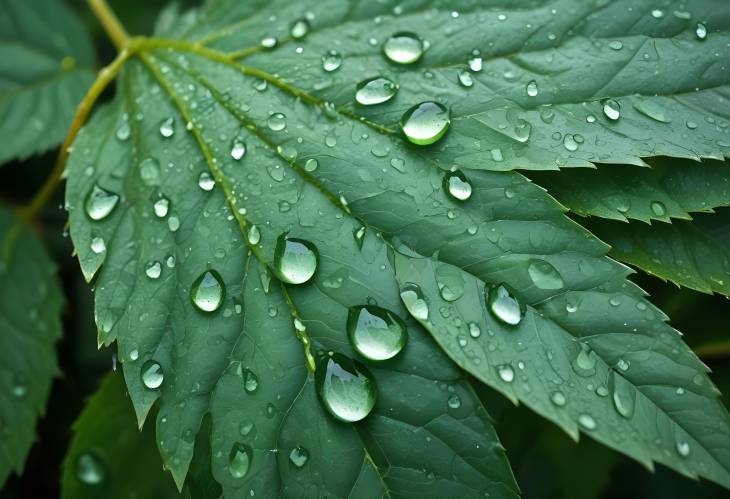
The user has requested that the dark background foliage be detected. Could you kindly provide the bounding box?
[0,1,728,498]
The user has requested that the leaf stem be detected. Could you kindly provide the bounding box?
[87,0,129,50]
[19,49,132,222]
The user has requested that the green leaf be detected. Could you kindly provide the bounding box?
[64,0,730,494]
[0,0,95,165]
[61,373,183,499]
[0,208,62,486]
[530,158,730,223]
[586,212,730,295]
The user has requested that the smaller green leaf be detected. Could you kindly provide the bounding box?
[530,158,730,223]
[587,211,730,296]
[0,0,95,165]
[0,208,62,486]
[61,373,183,499]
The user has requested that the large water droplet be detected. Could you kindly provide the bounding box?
[399,282,429,320]
[289,446,309,468]
[400,101,450,145]
[141,360,164,389]
[198,172,215,191]
[274,235,318,284]
[486,284,524,326]
[321,50,342,71]
[457,70,473,87]
[191,270,225,312]
[145,261,162,280]
[382,32,424,64]
[230,139,246,160]
[578,414,597,430]
[267,113,287,131]
[75,452,106,486]
[347,305,407,361]
[609,370,635,419]
[85,185,119,221]
[602,99,621,121]
[228,443,252,478]
[315,353,377,422]
[153,196,170,218]
[443,170,472,201]
[650,200,666,217]
[290,19,310,39]
[497,364,515,383]
[527,259,564,290]
[571,342,597,377]
[355,77,399,105]
[695,23,707,40]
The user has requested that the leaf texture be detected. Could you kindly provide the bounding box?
[0,209,62,486]
[0,0,96,165]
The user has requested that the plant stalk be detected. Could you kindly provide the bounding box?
[87,0,129,50]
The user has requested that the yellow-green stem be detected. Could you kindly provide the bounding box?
[87,0,129,50]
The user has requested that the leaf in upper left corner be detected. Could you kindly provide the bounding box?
[0,0,95,165]
[0,208,63,486]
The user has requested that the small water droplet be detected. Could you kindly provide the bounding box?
[321,50,342,71]
[85,185,119,221]
[247,225,261,245]
[486,284,524,326]
[602,99,621,121]
[191,270,225,312]
[159,117,174,137]
[400,282,429,320]
[75,452,106,486]
[355,77,399,105]
[274,235,318,284]
[289,446,309,467]
[129,349,139,361]
[116,122,130,141]
[141,360,164,389]
[90,237,106,254]
[153,196,170,218]
[550,391,567,407]
[267,112,287,131]
[304,158,319,172]
[400,101,450,145]
[228,443,252,478]
[468,322,481,338]
[578,414,597,430]
[695,23,707,40]
[526,80,538,97]
[198,172,215,191]
[447,394,462,409]
[609,371,635,419]
[231,139,246,160]
[650,200,666,217]
[651,9,664,18]
[497,364,515,383]
[572,343,596,377]
[243,369,259,393]
[315,353,377,422]
[260,36,278,48]
[382,32,424,64]
[145,261,162,279]
[527,259,564,290]
[443,170,472,201]
[457,70,473,87]
[563,134,579,151]
[347,305,407,361]
[290,19,310,39]
[676,439,691,457]
[608,40,623,50]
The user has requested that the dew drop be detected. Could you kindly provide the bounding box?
[608,40,623,50]
[443,170,472,201]
[75,452,106,486]
[650,200,666,217]
[526,80,538,97]
[243,369,259,393]
[399,282,429,320]
[228,443,252,478]
[191,270,225,312]
[497,364,515,383]
[447,394,462,409]
[527,259,564,290]
[602,99,621,121]
[315,353,377,422]
[198,172,215,191]
[159,117,174,138]
[90,237,106,254]
[141,360,164,389]
[304,158,319,172]
[578,414,597,430]
[486,284,524,326]
[382,32,424,64]
[695,23,707,40]
[289,446,309,467]
[267,112,287,131]
[274,235,318,284]
[247,225,261,245]
[400,101,450,145]
[145,261,162,279]
[550,391,567,407]
[153,196,170,218]
[139,158,160,186]
[457,70,473,87]
[355,77,399,105]
[609,370,635,419]
[230,139,246,160]
[468,322,481,338]
[290,19,310,39]
[321,50,342,71]
[85,185,119,221]
[347,305,407,361]
[675,439,691,457]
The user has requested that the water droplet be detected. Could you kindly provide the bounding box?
[550,391,567,407]
[141,360,164,389]
[634,100,671,123]
[228,443,252,478]
[447,394,462,409]
[347,305,407,361]
[116,122,130,141]
[230,139,246,160]
[399,282,429,320]
[315,353,377,422]
[290,19,310,39]
[321,50,342,71]
[289,446,309,467]
[153,196,170,218]
[145,261,162,279]
[443,170,472,201]
[159,117,174,137]
[608,40,623,50]
[75,452,106,486]
[563,134,579,151]
[198,172,215,191]
[139,158,160,186]
[129,349,139,361]
[247,225,261,245]
[274,235,318,284]
[609,371,635,419]
[267,112,287,131]
[167,216,180,232]
[526,80,538,97]
[260,36,278,48]
[467,50,482,71]
[85,185,119,221]
[571,343,597,377]
[457,70,473,87]
[578,414,597,430]
[676,439,691,457]
[651,9,664,18]
[650,200,666,217]
[486,284,524,326]
[191,270,225,312]
[695,23,707,40]
[243,369,259,393]
[468,322,481,338]
[304,158,319,172]
[90,237,106,254]
[382,32,424,64]
[528,259,564,290]
[497,364,515,383]
[616,358,630,372]
[400,101,450,145]
[435,264,465,302]
[355,77,399,105]
[602,99,621,121]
